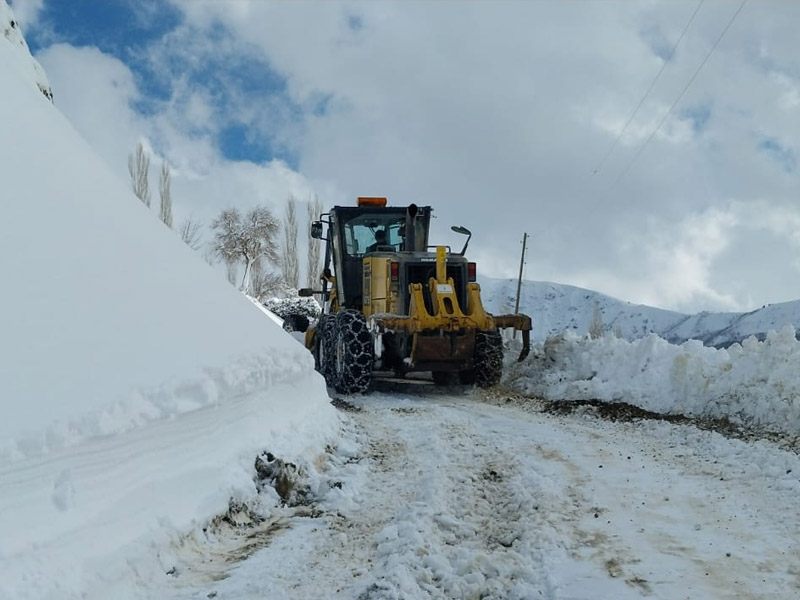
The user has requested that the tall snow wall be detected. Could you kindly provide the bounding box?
[0,3,338,598]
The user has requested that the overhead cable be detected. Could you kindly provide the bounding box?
[613,0,748,187]
[593,0,705,176]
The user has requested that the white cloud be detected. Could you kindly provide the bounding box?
[641,207,740,311]
[35,41,317,259]
[569,200,800,312]
[36,44,145,169]
[7,0,44,31]
[31,0,800,311]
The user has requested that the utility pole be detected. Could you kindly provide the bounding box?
[514,232,528,314]
[513,232,528,338]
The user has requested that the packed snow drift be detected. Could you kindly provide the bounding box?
[509,326,800,435]
[0,4,339,599]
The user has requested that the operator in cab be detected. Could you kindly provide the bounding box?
[367,229,388,252]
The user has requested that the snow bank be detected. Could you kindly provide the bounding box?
[0,3,339,598]
[0,0,334,457]
[510,326,800,434]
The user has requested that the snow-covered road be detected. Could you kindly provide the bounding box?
[166,387,800,600]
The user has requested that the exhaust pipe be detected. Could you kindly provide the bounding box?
[404,203,418,252]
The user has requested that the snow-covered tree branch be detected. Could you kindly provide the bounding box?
[211,206,280,293]
[127,142,151,207]
[307,195,323,287]
[158,160,172,228]
[179,217,203,250]
[282,196,299,289]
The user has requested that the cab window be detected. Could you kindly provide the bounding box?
[342,215,405,256]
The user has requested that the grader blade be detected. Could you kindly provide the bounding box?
[492,313,533,362]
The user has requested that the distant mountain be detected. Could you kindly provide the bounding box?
[479,277,800,347]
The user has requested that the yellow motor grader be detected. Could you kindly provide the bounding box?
[300,197,531,394]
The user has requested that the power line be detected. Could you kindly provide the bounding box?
[613,0,748,187]
[593,0,705,176]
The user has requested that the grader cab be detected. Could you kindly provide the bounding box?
[301,197,531,394]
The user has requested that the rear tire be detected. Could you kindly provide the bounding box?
[283,313,310,333]
[333,310,373,394]
[466,330,503,388]
[432,371,457,386]
[458,369,476,385]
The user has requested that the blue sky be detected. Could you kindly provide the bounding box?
[27,0,180,53]
[21,0,299,167]
[10,0,800,313]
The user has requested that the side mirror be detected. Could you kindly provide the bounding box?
[298,288,315,297]
[310,221,323,239]
[451,225,472,255]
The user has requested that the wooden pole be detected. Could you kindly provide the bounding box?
[514,232,527,314]
[513,232,528,338]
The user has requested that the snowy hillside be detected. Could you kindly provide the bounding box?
[481,276,800,347]
[480,277,685,341]
[1,1,51,101]
[0,5,339,599]
[661,299,800,347]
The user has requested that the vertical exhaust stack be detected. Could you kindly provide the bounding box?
[405,204,418,252]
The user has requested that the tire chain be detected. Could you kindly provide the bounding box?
[333,309,373,394]
[474,330,503,387]
[318,315,338,387]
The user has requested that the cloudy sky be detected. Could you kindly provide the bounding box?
[10,0,800,313]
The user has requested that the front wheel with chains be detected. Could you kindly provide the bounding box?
[333,310,373,394]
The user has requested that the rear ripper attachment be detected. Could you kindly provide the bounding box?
[301,197,531,394]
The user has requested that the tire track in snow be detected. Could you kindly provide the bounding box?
[162,389,800,600]
[355,400,561,599]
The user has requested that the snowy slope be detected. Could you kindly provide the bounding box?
[480,277,685,341]
[662,299,800,347]
[481,276,800,347]
[0,5,339,599]
[1,1,52,101]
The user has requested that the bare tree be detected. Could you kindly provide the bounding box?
[127,142,151,206]
[158,160,173,228]
[282,196,299,289]
[213,208,243,284]
[250,255,267,300]
[306,195,323,287]
[211,206,280,294]
[249,256,289,301]
[179,217,203,250]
